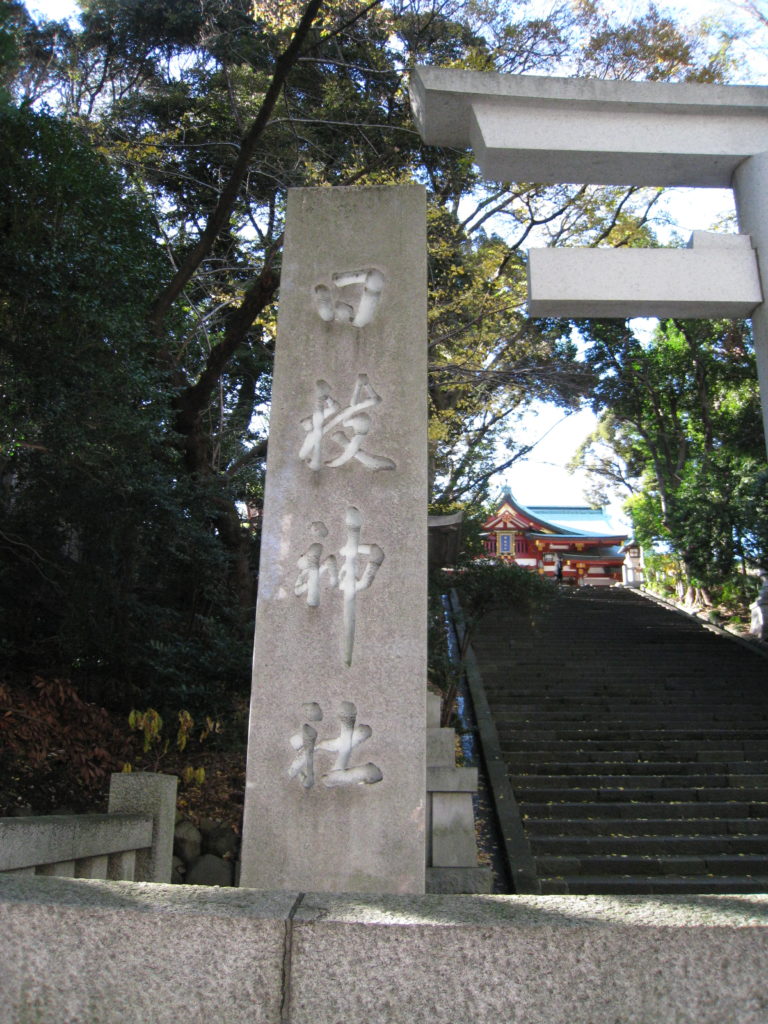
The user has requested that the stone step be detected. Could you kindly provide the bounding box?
[473,587,768,896]
[523,817,768,837]
[506,760,768,776]
[484,671,764,681]
[538,875,768,895]
[507,737,768,750]
[485,678,766,690]
[492,694,766,704]
[503,747,768,762]
[494,700,765,712]
[494,714,768,725]
[530,835,768,856]
[516,785,768,802]
[500,729,768,742]
[494,683,762,692]
[535,853,768,877]
[504,698,766,709]
[495,718,767,729]
[486,666,761,678]
[520,801,768,819]
[511,773,768,790]
[500,643,752,653]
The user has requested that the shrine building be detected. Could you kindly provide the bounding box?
[481,487,629,586]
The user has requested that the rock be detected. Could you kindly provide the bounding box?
[185,853,234,887]
[173,819,202,864]
[171,856,186,885]
[201,824,239,859]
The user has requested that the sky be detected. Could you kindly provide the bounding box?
[27,0,77,20]
[24,0,768,528]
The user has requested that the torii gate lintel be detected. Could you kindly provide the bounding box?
[409,66,768,454]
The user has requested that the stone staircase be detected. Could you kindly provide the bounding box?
[471,586,768,894]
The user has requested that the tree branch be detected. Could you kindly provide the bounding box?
[148,0,324,333]
[172,262,279,469]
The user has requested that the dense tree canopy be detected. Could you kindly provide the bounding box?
[0,101,254,706]
[572,317,768,607]
[1,0,758,705]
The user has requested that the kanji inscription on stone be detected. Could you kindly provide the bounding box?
[288,701,383,790]
[298,374,396,472]
[294,507,384,666]
[313,268,385,328]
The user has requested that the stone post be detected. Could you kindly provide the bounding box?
[239,185,428,894]
[732,152,768,457]
[107,772,177,883]
[750,574,768,641]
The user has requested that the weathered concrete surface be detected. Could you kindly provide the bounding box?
[4,876,768,1024]
[0,773,177,884]
[427,765,478,792]
[409,65,768,186]
[240,185,428,894]
[431,792,478,867]
[426,726,456,767]
[425,865,493,893]
[410,65,768,454]
[0,876,296,1024]
[290,891,768,1024]
[424,692,489,893]
[527,232,762,318]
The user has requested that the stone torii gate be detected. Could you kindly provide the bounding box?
[409,66,768,455]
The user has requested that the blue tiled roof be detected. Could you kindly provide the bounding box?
[496,487,626,539]
[528,506,622,537]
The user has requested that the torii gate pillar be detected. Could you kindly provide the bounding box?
[734,152,768,448]
[410,66,768,454]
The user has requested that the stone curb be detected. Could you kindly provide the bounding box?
[448,590,540,894]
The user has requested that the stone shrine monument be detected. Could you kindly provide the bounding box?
[239,185,427,893]
[409,67,768,455]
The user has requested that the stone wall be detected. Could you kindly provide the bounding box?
[2,876,768,1023]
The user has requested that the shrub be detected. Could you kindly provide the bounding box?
[0,675,134,813]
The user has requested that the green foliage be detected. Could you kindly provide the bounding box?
[439,559,553,627]
[0,104,254,708]
[124,705,220,781]
[10,0,730,513]
[575,316,768,607]
[1,0,746,721]
[0,2,25,103]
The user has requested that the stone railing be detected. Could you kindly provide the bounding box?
[2,716,489,893]
[0,772,177,884]
[2,878,767,1023]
